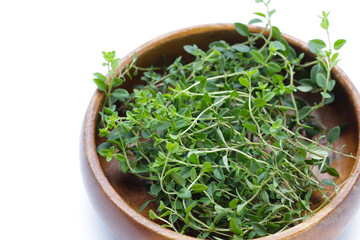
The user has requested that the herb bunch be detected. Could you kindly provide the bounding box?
[93,1,353,239]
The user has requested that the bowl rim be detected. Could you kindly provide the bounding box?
[83,23,360,239]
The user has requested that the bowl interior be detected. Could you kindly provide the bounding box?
[94,24,359,238]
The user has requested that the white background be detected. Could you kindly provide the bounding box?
[1,0,359,239]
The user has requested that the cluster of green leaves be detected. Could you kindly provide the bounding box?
[94,1,353,239]
[305,11,346,109]
[93,51,137,126]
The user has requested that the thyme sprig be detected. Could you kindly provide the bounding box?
[92,1,353,239]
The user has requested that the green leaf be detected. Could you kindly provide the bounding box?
[308,39,326,54]
[93,72,106,81]
[98,148,109,157]
[254,99,267,108]
[132,52,138,64]
[284,212,292,222]
[276,151,286,164]
[326,166,340,178]
[320,12,330,30]
[264,92,275,102]
[96,142,112,151]
[178,188,192,199]
[250,50,264,64]
[175,119,189,130]
[125,136,140,146]
[274,131,288,140]
[273,119,282,129]
[271,26,281,40]
[214,204,224,213]
[212,47,222,56]
[207,181,216,197]
[93,78,107,91]
[214,167,224,180]
[166,142,179,153]
[149,209,157,220]
[246,178,255,190]
[305,189,312,202]
[217,128,227,146]
[150,184,161,195]
[138,199,153,214]
[316,73,327,89]
[298,197,310,211]
[112,77,124,87]
[218,108,229,118]
[273,74,284,83]
[265,62,282,73]
[113,89,130,99]
[243,122,257,133]
[159,211,171,219]
[115,153,127,162]
[261,125,270,135]
[334,39,346,50]
[320,157,331,173]
[297,85,313,92]
[267,222,280,230]
[119,161,128,173]
[252,222,267,237]
[235,22,249,37]
[190,168,197,181]
[300,79,316,91]
[321,92,331,99]
[327,126,340,144]
[191,183,208,193]
[134,164,150,173]
[185,201,197,214]
[249,18,263,24]
[171,172,186,187]
[239,77,250,88]
[322,179,336,186]
[309,145,329,160]
[166,142,174,153]
[260,190,270,203]
[232,44,250,52]
[294,154,305,163]
[311,64,325,81]
[156,92,165,104]
[331,52,339,63]
[201,162,213,173]
[111,58,120,70]
[253,11,265,17]
[236,203,247,215]
[298,106,312,120]
[239,109,250,117]
[196,76,207,87]
[141,129,151,139]
[230,218,243,235]
[268,9,276,17]
[229,199,239,209]
[272,41,286,51]
[327,79,336,91]
[189,153,200,164]
[184,44,199,55]
[102,51,116,62]
[202,92,212,106]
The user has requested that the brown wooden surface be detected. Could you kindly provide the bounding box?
[80,24,360,240]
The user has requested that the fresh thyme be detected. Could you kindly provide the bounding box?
[93,1,353,239]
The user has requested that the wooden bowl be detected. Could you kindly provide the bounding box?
[80,24,360,240]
